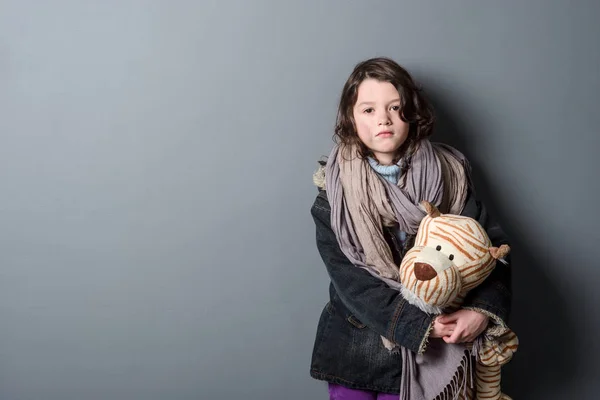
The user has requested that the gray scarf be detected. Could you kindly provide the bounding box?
[322,139,474,399]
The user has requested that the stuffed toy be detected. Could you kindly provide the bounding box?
[399,201,518,400]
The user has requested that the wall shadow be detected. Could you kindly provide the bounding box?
[423,87,581,398]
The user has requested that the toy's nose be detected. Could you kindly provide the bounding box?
[414,262,437,281]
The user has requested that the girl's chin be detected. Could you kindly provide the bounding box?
[373,145,402,153]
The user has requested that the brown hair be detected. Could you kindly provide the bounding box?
[334,57,435,164]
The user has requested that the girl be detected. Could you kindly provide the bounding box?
[310,58,512,399]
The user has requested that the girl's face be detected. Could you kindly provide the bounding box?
[352,79,409,165]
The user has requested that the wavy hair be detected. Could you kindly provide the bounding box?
[334,57,435,165]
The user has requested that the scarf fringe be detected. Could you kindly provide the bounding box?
[434,349,474,400]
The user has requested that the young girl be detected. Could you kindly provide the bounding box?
[310,58,512,399]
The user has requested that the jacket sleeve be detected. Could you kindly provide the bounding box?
[459,189,513,331]
[311,193,434,354]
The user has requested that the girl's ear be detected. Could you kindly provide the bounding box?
[420,201,441,218]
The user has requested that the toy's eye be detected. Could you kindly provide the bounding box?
[436,245,441,251]
[449,254,454,261]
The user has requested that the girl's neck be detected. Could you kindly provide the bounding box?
[371,149,404,166]
[372,154,395,165]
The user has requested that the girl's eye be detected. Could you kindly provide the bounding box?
[364,108,374,114]
[390,105,400,111]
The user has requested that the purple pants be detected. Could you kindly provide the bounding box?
[328,383,399,400]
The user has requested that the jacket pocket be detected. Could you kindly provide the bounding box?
[347,315,366,329]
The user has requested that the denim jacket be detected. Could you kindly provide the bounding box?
[309,188,512,393]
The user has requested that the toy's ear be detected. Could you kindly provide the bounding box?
[489,244,511,260]
[420,201,441,218]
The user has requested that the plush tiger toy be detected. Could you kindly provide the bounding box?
[399,201,518,400]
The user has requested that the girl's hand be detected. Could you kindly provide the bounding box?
[429,315,456,338]
[438,309,489,344]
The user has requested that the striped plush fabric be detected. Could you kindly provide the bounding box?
[399,201,518,400]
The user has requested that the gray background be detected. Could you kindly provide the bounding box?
[1,1,598,399]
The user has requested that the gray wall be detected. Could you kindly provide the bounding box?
[1,1,598,399]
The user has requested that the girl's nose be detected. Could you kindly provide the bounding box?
[377,109,391,125]
[378,115,391,125]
